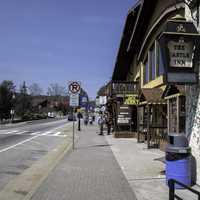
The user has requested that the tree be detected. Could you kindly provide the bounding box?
[15,81,32,118]
[47,83,67,97]
[29,83,43,96]
[0,80,15,122]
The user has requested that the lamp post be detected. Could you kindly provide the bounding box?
[10,93,16,123]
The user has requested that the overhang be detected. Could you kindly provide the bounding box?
[112,2,141,81]
[139,88,165,105]
[162,85,186,99]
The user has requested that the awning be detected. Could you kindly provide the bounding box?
[139,88,166,105]
[162,85,186,99]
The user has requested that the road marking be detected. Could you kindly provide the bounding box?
[15,131,28,135]
[54,132,61,136]
[0,130,67,137]
[30,132,41,135]
[41,131,52,136]
[3,130,19,134]
[0,135,40,153]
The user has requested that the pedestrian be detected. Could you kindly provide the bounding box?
[98,112,104,135]
[105,112,112,135]
[92,115,95,122]
[77,112,83,131]
[84,114,89,125]
[89,115,93,125]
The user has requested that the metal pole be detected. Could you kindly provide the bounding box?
[78,117,81,131]
[73,107,75,150]
[168,179,175,200]
[147,105,150,148]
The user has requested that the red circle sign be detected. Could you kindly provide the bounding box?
[69,82,81,94]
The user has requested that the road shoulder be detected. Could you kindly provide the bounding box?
[0,134,72,200]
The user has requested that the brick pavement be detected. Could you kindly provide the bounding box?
[30,125,137,200]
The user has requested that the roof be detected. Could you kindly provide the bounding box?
[162,85,186,98]
[139,88,165,104]
[112,2,141,81]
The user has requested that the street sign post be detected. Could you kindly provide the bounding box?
[69,94,79,107]
[68,81,81,150]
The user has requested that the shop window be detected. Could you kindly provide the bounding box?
[158,43,165,76]
[168,96,186,134]
[179,96,185,133]
[149,44,156,80]
[143,41,164,85]
[169,98,177,133]
[144,59,148,84]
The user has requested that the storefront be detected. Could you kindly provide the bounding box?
[138,88,167,149]
[162,85,186,134]
[110,0,200,184]
[109,81,139,137]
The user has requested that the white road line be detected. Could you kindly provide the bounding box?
[41,131,52,136]
[15,131,28,135]
[3,130,19,134]
[0,135,40,153]
[30,132,41,135]
[54,132,61,136]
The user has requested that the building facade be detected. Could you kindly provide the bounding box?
[111,0,200,184]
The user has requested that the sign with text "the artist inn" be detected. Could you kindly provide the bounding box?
[158,18,200,84]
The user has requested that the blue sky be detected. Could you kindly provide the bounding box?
[0,0,135,99]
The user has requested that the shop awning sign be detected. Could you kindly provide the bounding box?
[111,81,138,95]
[124,95,139,105]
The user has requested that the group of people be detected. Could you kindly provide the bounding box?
[83,113,95,125]
[98,111,112,136]
[78,110,113,135]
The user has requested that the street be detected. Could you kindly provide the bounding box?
[0,118,72,192]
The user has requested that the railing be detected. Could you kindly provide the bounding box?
[168,179,200,200]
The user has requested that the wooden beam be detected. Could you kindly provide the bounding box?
[177,96,180,134]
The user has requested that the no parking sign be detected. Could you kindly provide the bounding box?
[68,81,81,94]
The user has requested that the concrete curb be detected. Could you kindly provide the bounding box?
[0,137,73,200]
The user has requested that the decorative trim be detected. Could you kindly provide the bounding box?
[137,2,185,61]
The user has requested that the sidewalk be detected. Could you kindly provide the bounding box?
[29,124,200,200]
[29,125,137,200]
[105,131,200,200]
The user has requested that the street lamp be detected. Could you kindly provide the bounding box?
[10,93,16,123]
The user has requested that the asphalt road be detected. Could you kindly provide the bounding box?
[0,118,73,191]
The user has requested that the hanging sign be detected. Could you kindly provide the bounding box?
[158,19,200,84]
[168,38,193,68]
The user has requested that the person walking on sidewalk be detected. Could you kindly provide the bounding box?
[105,111,112,135]
[89,114,93,125]
[98,112,104,135]
[84,113,89,125]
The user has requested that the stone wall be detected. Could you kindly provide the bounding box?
[186,84,200,185]
[184,3,200,185]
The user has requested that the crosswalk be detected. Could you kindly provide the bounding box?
[0,130,67,137]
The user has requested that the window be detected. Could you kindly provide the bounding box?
[158,42,165,76]
[143,41,165,85]
[144,59,148,84]
[149,44,156,80]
